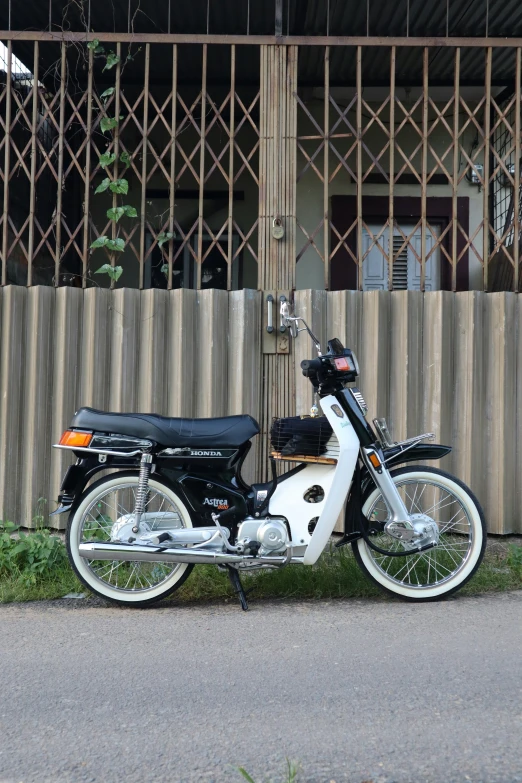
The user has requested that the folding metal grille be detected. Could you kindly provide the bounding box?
[296,45,522,292]
[1,34,522,291]
[0,39,260,290]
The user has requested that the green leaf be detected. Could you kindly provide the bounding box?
[100,87,115,101]
[107,207,125,222]
[99,151,116,169]
[94,178,111,194]
[119,150,131,167]
[95,264,124,281]
[122,205,137,218]
[105,237,125,253]
[157,231,175,248]
[87,39,100,51]
[161,264,169,277]
[12,542,29,555]
[237,769,257,783]
[109,178,129,195]
[103,52,120,72]
[90,235,109,249]
[100,116,119,134]
[94,45,105,55]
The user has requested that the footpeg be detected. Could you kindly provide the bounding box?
[227,566,250,611]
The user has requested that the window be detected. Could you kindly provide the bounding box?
[362,224,441,291]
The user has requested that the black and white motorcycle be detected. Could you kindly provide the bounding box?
[53,301,486,608]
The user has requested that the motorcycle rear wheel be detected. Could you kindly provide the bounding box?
[352,465,486,601]
[66,471,194,607]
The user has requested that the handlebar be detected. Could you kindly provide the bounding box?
[301,358,323,377]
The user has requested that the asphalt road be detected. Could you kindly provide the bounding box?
[1,592,522,783]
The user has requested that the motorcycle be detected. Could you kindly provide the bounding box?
[52,301,486,609]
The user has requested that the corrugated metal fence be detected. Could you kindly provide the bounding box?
[0,285,520,534]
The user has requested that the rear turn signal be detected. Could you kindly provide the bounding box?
[59,430,93,448]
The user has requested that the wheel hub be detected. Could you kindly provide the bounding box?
[111,514,151,542]
[385,513,439,550]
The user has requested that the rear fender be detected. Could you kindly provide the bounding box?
[50,455,140,516]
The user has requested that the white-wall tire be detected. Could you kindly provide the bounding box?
[66,472,194,607]
[353,466,486,601]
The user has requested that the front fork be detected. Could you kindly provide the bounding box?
[360,445,438,547]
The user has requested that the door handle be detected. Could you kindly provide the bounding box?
[266,294,274,334]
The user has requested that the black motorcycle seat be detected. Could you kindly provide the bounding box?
[71,407,260,449]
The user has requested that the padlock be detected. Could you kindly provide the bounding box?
[272,217,284,240]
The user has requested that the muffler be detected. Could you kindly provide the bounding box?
[78,541,288,566]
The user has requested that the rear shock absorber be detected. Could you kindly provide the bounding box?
[132,453,153,534]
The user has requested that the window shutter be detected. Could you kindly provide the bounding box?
[362,228,388,290]
[392,235,408,290]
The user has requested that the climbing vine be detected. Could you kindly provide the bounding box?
[87,39,134,283]
[84,38,176,285]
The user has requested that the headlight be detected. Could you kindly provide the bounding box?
[351,351,360,377]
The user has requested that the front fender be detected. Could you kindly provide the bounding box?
[359,442,452,492]
[383,442,451,468]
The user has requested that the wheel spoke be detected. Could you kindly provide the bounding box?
[78,481,187,594]
[363,473,476,591]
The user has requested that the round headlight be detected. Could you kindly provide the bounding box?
[351,351,360,377]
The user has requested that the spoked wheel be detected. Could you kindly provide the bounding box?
[66,471,194,607]
[353,466,486,601]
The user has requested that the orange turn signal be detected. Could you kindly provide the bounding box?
[369,452,381,469]
[59,430,93,448]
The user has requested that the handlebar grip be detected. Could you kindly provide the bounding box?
[301,358,323,377]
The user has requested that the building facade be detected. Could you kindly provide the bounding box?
[1,0,522,293]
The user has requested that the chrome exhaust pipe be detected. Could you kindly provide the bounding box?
[78,541,288,566]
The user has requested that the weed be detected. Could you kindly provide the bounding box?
[0,520,69,587]
[506,543,522,572]
[238,759,300,783]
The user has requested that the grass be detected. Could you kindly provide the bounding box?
[237,759,299,783]
[0,533,521,605]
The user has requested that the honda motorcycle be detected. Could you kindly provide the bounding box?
[52,301,486,609]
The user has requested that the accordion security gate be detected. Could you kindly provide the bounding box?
[1,35,522,291]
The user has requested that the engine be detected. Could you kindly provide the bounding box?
[236,516,289,556]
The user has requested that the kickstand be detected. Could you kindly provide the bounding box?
[227,566,249,611]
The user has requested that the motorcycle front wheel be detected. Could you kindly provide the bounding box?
[66,471,194,607]
[352,465,486,601]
